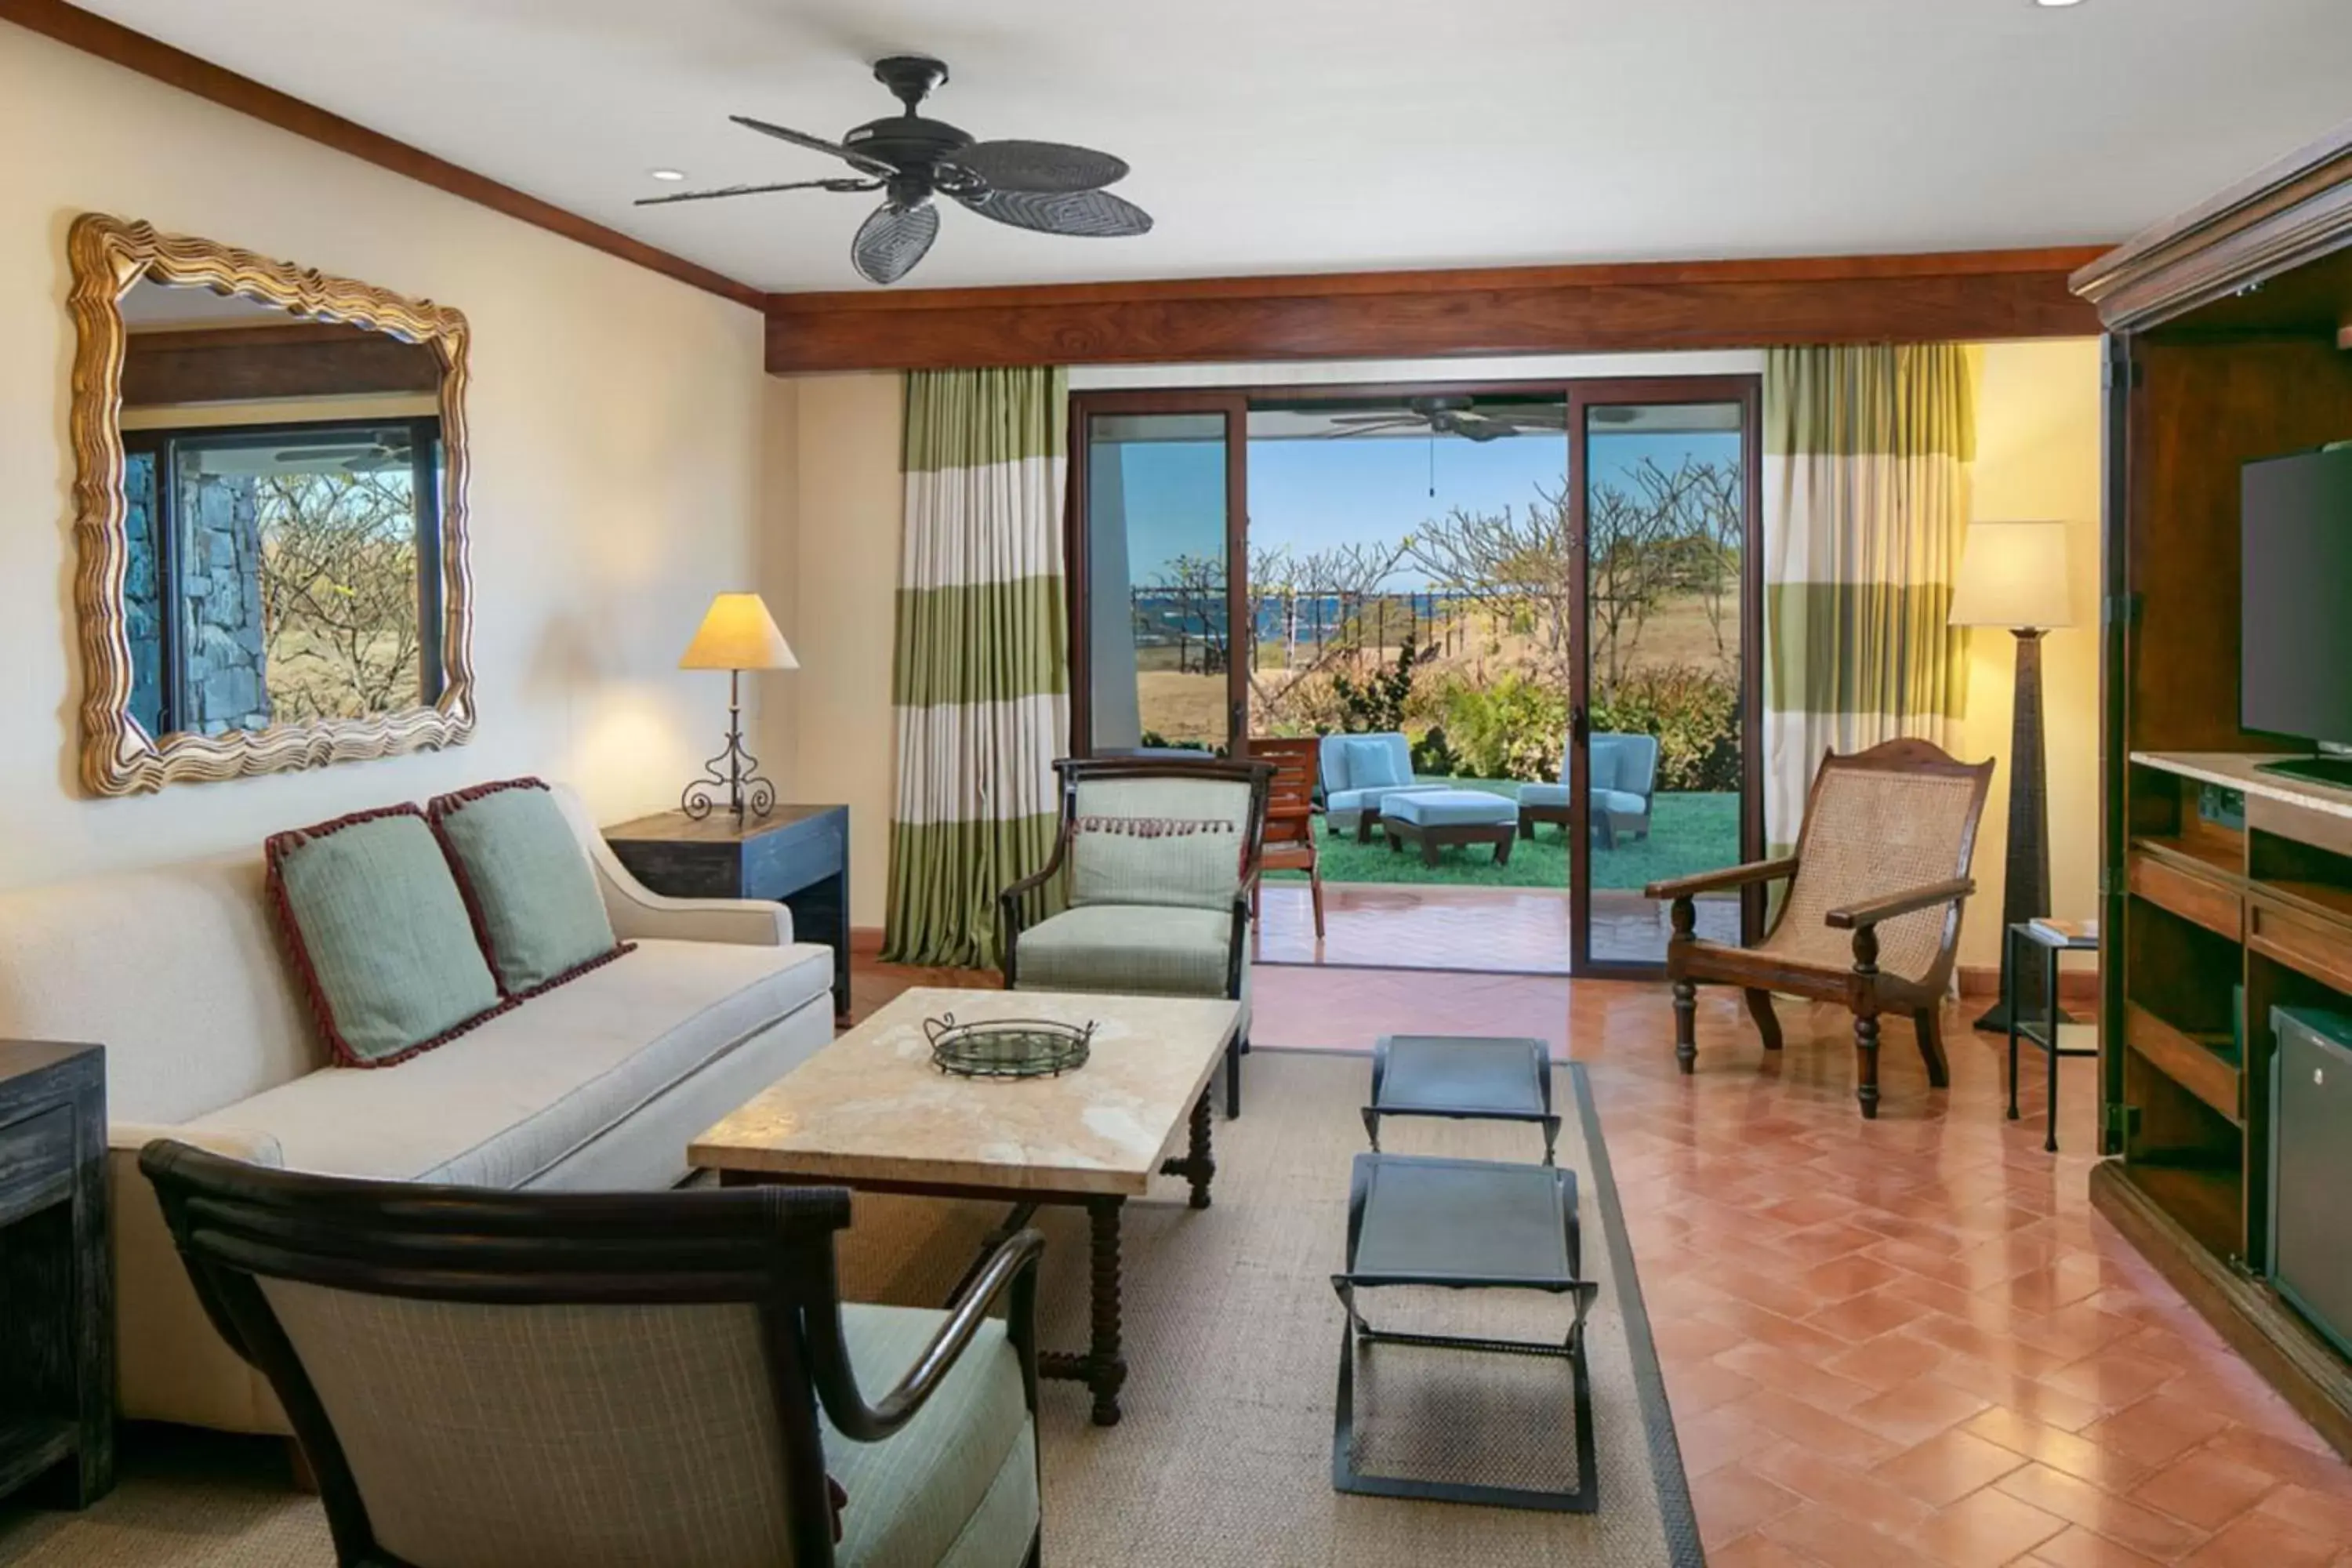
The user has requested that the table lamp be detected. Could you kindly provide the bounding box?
[678,592,797,821]
[1949,520,2075,1032]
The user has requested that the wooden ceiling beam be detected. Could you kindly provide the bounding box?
[763,246,2111,373]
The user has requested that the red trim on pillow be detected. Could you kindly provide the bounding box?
[264,804,514,1070]
[426,777,633,1003]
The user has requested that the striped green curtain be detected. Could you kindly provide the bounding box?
[882,368,1071,968]
[1762,345,1974,855]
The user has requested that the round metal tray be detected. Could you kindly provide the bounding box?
[925,1013,1095,1080]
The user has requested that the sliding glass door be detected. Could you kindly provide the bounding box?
[1068,376,1762,978]
[1070,394,1248,755]
[1569,379,1764,974]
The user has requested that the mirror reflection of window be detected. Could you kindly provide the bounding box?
[117,278,444,737]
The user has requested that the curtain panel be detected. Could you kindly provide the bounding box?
[1761,344,1975,854]
[883,368,1072,968]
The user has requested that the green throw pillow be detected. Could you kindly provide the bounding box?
[267,806,506,1067]
[429,779,628,997]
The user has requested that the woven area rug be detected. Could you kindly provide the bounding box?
[0,1048,1697,1567]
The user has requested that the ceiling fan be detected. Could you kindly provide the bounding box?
[637,56,1152,285]
[1323,396,1570,443]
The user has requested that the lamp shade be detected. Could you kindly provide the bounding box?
[1949,520,2075,630]
[679,593,798,671]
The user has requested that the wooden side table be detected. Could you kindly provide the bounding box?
[604,805,851,1020]
[0,1041,112,1509]
[2005,922,2100,1153]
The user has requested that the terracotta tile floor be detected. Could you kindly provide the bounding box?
[851,956,2352,1564]
[1250,880,1740,971]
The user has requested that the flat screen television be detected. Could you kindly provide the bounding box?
[2245,443,2352,788]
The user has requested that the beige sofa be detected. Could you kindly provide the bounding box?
[0,785,836,1435]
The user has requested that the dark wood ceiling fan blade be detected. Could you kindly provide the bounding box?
[730,114,898,178]
[954,187,1152,238]
[852,200,940,285]
[634,177,880,207]
[1322,419,1425,438]
[946,140,1129,194]
[1450,417,1518,441]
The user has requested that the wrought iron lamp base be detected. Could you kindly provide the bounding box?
[681,670,775,822]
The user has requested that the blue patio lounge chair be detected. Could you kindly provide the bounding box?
[1317,731,1444,843]
[1516,732,1661,848]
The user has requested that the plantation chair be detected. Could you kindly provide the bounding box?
[138,1141,1046,1568]
[1643,739,1994,1119]
[1250,738,1325,938]
[1000,756,1274,1117]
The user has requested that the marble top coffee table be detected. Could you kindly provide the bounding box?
[692,985,1242,1425]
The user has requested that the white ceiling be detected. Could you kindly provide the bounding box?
[74,0,2352,295]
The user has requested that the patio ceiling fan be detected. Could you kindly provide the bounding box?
[1323,395,1570,443]
[636,55,1152,285]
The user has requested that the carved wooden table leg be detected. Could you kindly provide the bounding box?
[1041,1196,1127,1425]
[1159,1089,1216,1210]
[1669,895,1698,1074]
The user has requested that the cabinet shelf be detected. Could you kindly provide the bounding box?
[2124,1001,2241,1125]
[2132,831,2245,882]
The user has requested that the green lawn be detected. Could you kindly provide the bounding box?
[1264,782,1740,891]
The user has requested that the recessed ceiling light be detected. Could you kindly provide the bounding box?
[649,169,688,182]
[2034,0,2084,7]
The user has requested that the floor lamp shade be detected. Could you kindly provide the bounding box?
[1951,521,2074,1031]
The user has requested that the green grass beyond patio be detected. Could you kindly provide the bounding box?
[1263,782,1739,891]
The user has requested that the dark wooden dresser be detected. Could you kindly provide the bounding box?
[604,805,851,1020]
[0,1041,111,1508]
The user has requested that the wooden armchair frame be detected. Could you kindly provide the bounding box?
[140,1141,1044,1568]
[1644,739,1993,1119]
[1000,756,1275,1116]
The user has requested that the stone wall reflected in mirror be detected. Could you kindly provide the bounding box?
[118,278,445,739]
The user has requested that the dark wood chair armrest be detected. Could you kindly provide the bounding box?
[1644,857,1800,901]
[1824,877,1976,931]
[808,1227,1046,1443]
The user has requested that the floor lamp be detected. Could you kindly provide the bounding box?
[1950,519,2075,1033]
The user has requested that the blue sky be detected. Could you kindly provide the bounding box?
[1108,427,1740,590]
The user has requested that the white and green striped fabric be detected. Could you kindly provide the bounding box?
[882,368,1071,968]
[1762,345,1974,855]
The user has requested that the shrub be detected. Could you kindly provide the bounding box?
[1444,674,1567,782]
[1589,664,1740,792]
[1329,636,1425,734]
[1410,725,1461,776]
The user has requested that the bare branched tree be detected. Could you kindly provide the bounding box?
[1406,484,1579,690]
[254,468,423,720]
[1244,536,1411,727]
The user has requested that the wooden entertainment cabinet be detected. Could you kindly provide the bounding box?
[2073,123,2352,1455]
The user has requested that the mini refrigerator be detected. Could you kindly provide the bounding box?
[2270,1007,2352,1359]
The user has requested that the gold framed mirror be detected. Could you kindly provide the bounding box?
[67,213,475,796]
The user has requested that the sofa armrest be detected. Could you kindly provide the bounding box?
[110,1120,284,1167]
[549,782,794,946]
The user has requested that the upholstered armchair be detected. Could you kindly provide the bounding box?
[1644,739,1993,1120]
[140,1141,1045,1568]
[1316,731,1436,842]
[1518,732,1661,848]
[1000,757,1272,1116]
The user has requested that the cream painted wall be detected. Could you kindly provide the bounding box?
[768,372,904,925]
[0,22,766,889]
[1958,339,2106,970]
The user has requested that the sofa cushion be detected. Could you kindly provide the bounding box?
[1014,905,1232,996]
[266,806,506,1068]
[1596,788,1649,820]
[429,779,629,997]
[1339,735,1407,789]
[182,938,833,1187]
[1326,784,1445,815]
[1516,782,1570,809]
[829,1305,1033,1568]
[1381,789,1518,828]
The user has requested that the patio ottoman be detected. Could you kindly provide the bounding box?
[1381,790,1518,867]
